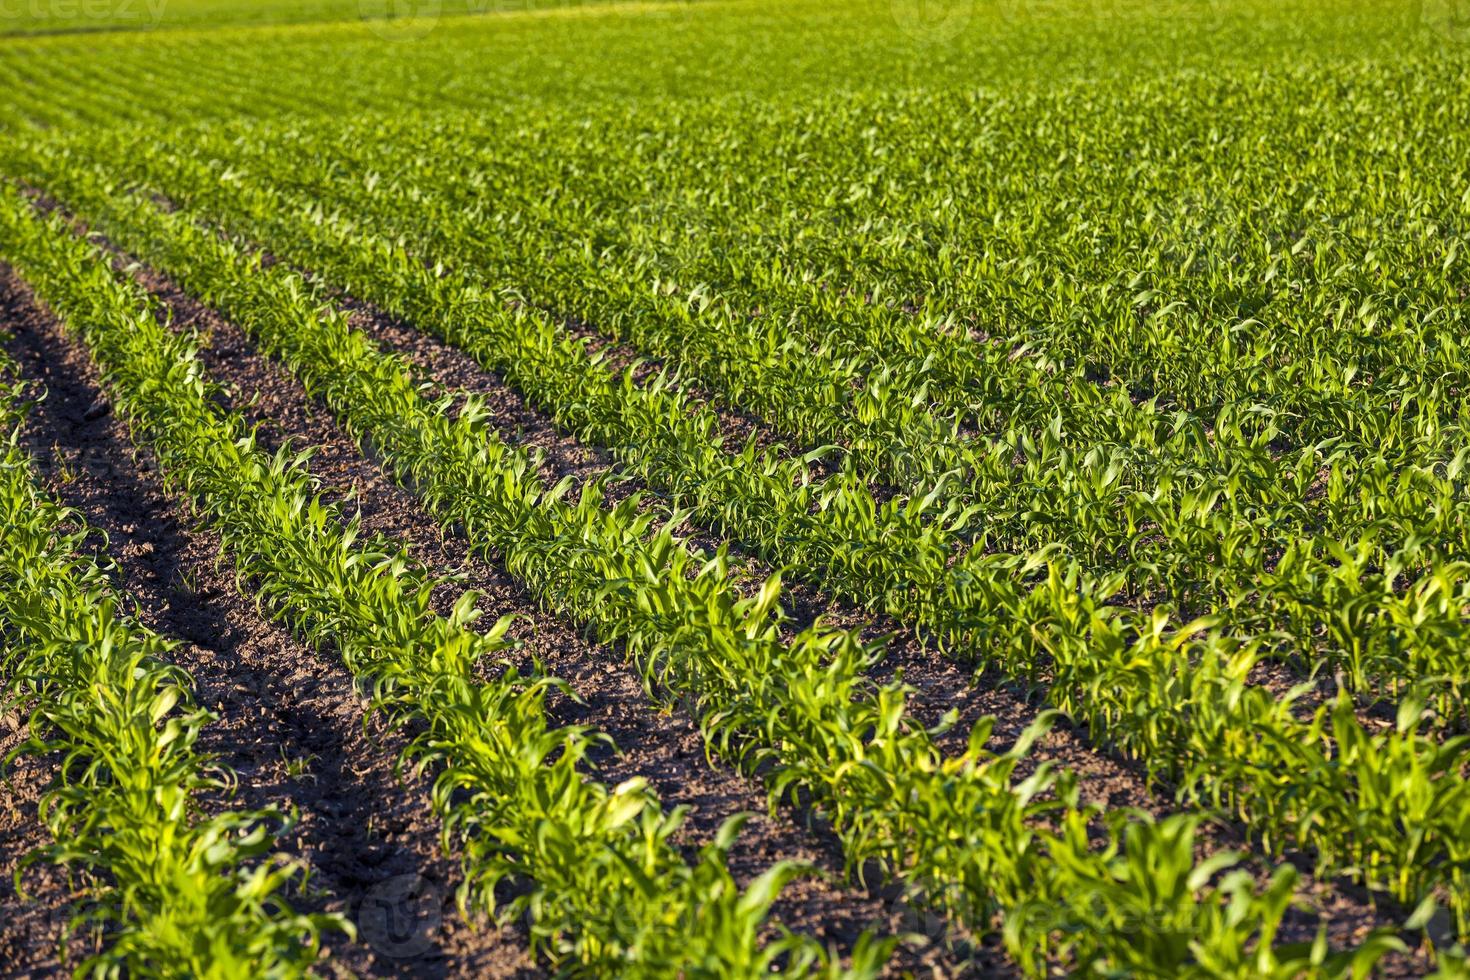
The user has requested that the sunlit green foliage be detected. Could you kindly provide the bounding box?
[6,153,1426,976]
[2,0,1468,971]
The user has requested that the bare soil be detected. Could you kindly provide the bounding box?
[0,720,82,979]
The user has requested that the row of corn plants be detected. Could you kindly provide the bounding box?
[94,103,1469,693]
[22,132,1470,942]
[1,0,1417,130]
[0,357,344,976]
[20,58,1465,469]
[0,183,870,979]
[6,150,1433,977]
[210,87,1470,608]
[272,108,1469,552]
[391,72,1470,445]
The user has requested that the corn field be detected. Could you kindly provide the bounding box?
[1,0,1468,976]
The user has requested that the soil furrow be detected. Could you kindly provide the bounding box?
[0,721,78,979]
[326,291,1211,807]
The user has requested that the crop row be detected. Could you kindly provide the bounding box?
[309,100,1466,536]
[0,183,863,978]
[4,146,1434,975]
[0,353,343,975]
[14,128,1470,941]
[502,73,1467,441]
[9,9,1463,491]
[82,112,1470,724]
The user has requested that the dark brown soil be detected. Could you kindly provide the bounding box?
[0,267,540,979]
[320,290,1203,815]
[325,288,1226,822]
[335,295,615,495]
[322,285,1151,791]
[0,718,83,979]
